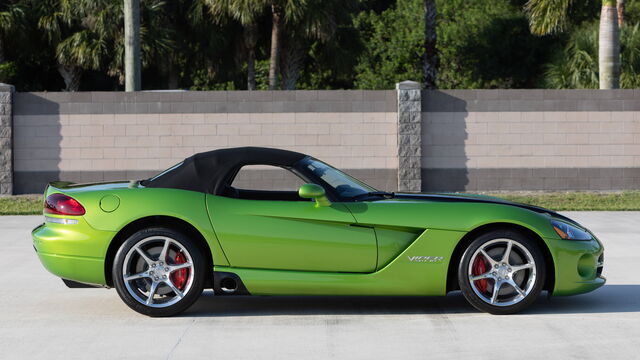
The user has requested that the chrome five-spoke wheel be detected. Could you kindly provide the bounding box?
[458,229,546,314]
[122,236,195,308]
[468,239,536,307]
[113,227,205,317]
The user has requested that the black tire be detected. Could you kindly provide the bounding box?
[112,227,205,317]
[458,229,546,315]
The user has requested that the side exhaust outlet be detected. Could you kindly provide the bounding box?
[220,277,238,293]
[213,271,250,295]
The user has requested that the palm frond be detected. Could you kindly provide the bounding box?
[525,0,573,35]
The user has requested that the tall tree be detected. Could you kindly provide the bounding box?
[0,1,24,64]
[268,2,283,89]
[50,0,172,90]
[0,0,25,83]
[525,0,621,89]
[545,23,640,88]
[268,0,306,90]
[33,0,83,91]
[423,0,437,89]
[599,1,620,88]
[206,0,267,90]
[124,0,141,91]
[279,0,350,89]
[617,0,625,27]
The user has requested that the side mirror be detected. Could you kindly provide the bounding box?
[298,183,331,207]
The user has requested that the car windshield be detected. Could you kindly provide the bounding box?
[300,158,377,198]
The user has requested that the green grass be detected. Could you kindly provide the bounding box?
[485,191,640,211]
[1,191,640,215]
[0,195,42,215]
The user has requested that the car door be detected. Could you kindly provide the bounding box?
[206,165,377,273]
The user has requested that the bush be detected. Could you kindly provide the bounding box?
[0,62,17,83]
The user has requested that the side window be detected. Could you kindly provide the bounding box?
[231,165,305,191]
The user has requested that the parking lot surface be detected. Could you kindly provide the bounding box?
[1,212,639,359]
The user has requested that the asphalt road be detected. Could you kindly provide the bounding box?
[1,212,639,359]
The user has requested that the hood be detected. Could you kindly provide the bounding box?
[393,192,576,224]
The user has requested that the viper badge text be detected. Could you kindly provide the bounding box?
[407,256,445,263]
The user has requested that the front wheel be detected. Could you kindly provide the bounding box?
[112,227,206,317]
[458,229,546,314]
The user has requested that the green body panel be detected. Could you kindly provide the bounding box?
[345,200,558,237]
[217,229,463,296]
[32,219,110,284]
[33,182,230,285]
[32,181,605,297]
[206,195,377,272]
[545,237,605,295]
[62,182,230,268]
[373,226,422,270]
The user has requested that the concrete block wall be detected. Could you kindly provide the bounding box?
[6,87,640,194]
[12,91,398,194]
[421,90,640,191]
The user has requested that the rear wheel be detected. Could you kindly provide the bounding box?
[112,227,205,317]
[458,229,546,314]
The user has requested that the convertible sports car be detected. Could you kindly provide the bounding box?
[32,147,605,316]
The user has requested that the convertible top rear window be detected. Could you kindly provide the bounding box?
[143,161,184,184]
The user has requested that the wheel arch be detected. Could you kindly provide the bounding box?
[104,215,214,288]
[446,222,555,293]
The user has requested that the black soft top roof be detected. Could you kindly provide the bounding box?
[143,147,307,194]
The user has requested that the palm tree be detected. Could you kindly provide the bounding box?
[268,0,305,90]
[124,0,141,91]
[33,0,83,91]
[40,0,172,90]
[0,1,25,74]
[617,0,625,27]
[278,0,350,89]
[205,0,267,90]
[208,0,309,90]
[545,23,640,89]
[525,0,620,89]
[423,0,437,89]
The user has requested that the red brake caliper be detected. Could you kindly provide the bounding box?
[170,252,189,290]
[472,255,488,293]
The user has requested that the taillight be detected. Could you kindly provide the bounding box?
[44,193,86,216]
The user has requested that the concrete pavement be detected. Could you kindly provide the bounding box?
[1,212,639,359]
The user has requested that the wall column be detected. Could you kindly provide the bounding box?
[396,80,422,192]
[0,83,14,195]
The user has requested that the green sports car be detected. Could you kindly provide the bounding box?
[32,147,605,316]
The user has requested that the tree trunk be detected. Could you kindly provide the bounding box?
[124,0,141,91]
[280,36,305,90]
[599,2,620,89]
[617,0,625,27]
[245,23,258,91]
[58,65,82,92]
[0,37,5,64]
[423,0,438,89]
[268,2,283,90]
[167,63,179,89]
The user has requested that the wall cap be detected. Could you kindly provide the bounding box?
[396,80,421,90]
[0,83,15,93]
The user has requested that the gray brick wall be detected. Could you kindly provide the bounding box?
[6,88,640,194]
[12,90,398,194]
[421,89,640,191]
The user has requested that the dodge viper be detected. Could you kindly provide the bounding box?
[32,147,605,316]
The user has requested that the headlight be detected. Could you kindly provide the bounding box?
[551,220,592,240]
